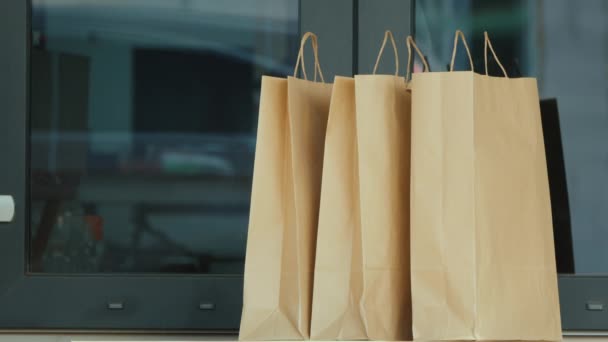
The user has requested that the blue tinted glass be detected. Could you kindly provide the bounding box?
[416,0,608,274]
[29,0,299,274]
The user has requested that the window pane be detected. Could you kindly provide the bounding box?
[29,0,299,274]
[416,0,608,274]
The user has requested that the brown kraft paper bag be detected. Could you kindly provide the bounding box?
[353,30,414,341]
[310,32,400,341]
[309,33,430,340]
[410,30,562,341]
[309,75,365,340]
[239,32,332,340]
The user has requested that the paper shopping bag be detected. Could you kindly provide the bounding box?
[353,30,413,341]
[239,32,332,341]
[309,76,366,340]
[410,30,562,341]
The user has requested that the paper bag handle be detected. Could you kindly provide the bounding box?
[484,31,509,78]
[449,30,474,72]
[373,30,399,76]
[406,36,430,81]
[293,32,325,82]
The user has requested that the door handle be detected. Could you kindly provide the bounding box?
[0,195,15,223]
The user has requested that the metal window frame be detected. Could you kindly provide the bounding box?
[1,0,598,333]
[0,0,356,332]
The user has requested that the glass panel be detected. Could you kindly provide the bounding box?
[29,0,299,274]
[416,0,608,274]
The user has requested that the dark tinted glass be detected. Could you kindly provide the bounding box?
[416,0,608,274]
[29,0,299,274]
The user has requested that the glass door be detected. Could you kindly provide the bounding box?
[0,0,356,331]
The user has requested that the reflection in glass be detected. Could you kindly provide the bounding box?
[29,0,299,274]
[416,0,608,274]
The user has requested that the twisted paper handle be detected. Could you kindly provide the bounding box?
[484,31,508,77]
[293,32,325,82]
[449,30,474,72]
[373,30,399,76]
[406,36,430,81]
